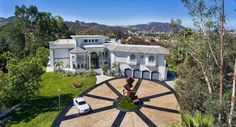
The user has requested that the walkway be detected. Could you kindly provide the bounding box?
[96,75,113,84]
[52,78,181,127]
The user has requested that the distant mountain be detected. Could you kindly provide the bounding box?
[66,21,185,34]
[65,21,128,35]
[129,22,184,32]
[0,16,15,25]
[0,16,185,33]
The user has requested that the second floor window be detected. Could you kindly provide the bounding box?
[84,39,88,42]
[103,49,108,56]
[149,55,155,63]
[77,55,84,60]
[130,54,136,61]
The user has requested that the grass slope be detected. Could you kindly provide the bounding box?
[7,72,96,127]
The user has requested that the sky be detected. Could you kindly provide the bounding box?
[0,0,236,28]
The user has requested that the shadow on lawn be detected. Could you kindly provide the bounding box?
[7,94,73,125]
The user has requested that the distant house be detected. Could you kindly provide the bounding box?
[48,35,169,80]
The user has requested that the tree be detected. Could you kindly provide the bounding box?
[170,18,182,33]
[36,47,49,66]
[112,63,120,76]
[219,1,225,120]
[0,34,9,54]
[228,59,236,126]
[12,5,73,54]
[175,0,235,125]
[15,5,38,52]
[1,24,26,57]
[0,52,16,73]
[1,57,44,103]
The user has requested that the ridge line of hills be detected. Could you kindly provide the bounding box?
[0,16,184,34]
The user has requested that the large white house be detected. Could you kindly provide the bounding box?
[48,35,169,80]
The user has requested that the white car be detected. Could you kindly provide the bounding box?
[73,97,91,114]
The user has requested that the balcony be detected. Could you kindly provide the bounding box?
[145,61,157,67]
[128,59,137,65]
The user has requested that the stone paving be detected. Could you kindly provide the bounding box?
[52,78,181,127]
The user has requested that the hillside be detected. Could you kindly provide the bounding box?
[0,16,15,25]
[0,16,184,34]
[129,22,184,32]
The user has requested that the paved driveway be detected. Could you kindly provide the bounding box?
[52,78,181,127]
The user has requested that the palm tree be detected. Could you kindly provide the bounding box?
[112,63,120,76]
[54,61,63,70]
[102,64,109,75]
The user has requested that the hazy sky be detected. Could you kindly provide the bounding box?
[0,0,236,28]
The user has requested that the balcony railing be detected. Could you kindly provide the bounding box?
[128,59,137,65]
[145,62,157,67]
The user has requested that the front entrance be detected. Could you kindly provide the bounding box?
[91,52,99,68]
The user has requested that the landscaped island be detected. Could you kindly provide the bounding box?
[118,97,137,110]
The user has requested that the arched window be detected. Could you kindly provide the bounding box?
[149,55,154,62]
[130,54,136,61]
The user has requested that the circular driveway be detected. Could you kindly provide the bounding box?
[52,78,181,127]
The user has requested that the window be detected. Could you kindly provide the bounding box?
[84,39,88,42]
[81,64,84,69]
[149,55,155,63]
[103,49,108,56]
[72,56,75,60]
[95,39,98,42]
[130,54,136,61]
[73,62,75,69]
[77,55,84,60]
[89,39,91,42]
[92,39,94,42]
[78,101,86,105]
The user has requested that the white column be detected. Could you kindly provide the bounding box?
[50,49,54,68]
[150,71,152,79]
[140,71,143,78]
[88,53,91,70]
[70,54,73,70]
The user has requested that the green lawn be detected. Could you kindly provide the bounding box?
[6,72,96,127]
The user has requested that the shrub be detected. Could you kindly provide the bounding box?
[82,70,94,77]
[72,80,83,88]
[102,64,109,75]
[171,111,214,127]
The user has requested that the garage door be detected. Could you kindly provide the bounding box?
[142,70,150,79]
[133,70,141,78]
[151,71,159,80]
[124,68,132,77]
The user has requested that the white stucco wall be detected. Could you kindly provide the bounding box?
[53,49,70,68]
[54,49,70,58]
[115,52,129,63]
[50,50,54,67]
